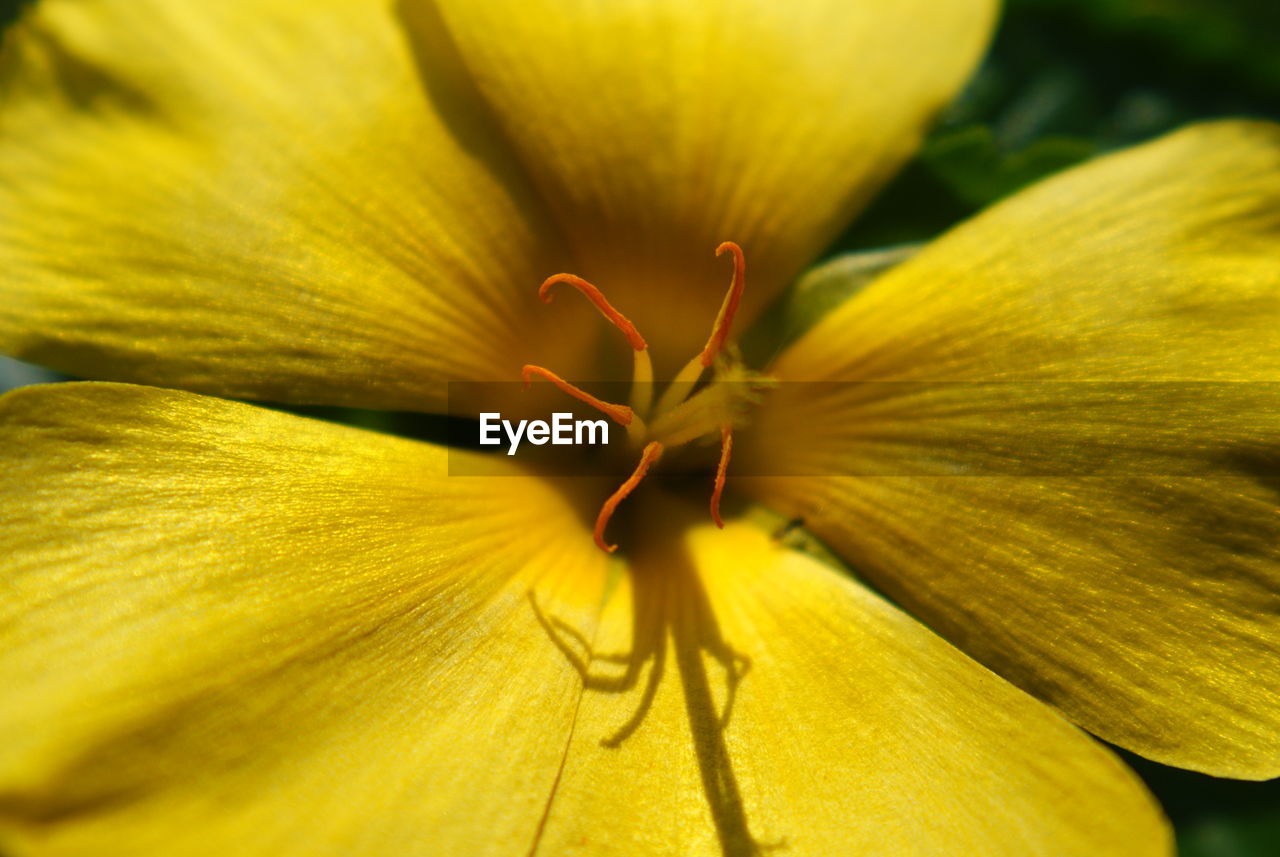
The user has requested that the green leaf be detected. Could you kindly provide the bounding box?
[1179,808,1280,857]
[1009,0,1280,94]
[922,125,1096,208]
[740,245,919,367]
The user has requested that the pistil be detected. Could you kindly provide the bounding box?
[654,241,746,416]
[710,424,733,529]
[521,364,635,427]
[699,242,747,367]
[595,441,664,553]
[526,242,753,553]
[541,272,653,417]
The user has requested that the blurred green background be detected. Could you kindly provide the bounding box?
[1,0,1278,854]
[839,0,1280,253]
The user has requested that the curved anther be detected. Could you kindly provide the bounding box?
[698,241,746,367]
[710,424,733,528]
[522,365,633,426]
[595,441,664,553]
[540,273,648,352]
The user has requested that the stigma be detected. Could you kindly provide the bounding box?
[524,242,764,553]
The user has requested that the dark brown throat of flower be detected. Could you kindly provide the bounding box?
[523,241,766,554]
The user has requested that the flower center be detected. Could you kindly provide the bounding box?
[523,242,769,553]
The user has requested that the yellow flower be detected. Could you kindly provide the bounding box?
[1,1,1278,855]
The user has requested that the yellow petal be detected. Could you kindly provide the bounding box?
[0,383,611,855]
[0,0,592,411]
[428,0,997,373]
[747,120,1280,778]
[528,512,1170,856]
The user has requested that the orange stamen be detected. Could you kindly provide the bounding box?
[710,424,733,528]
[522,365,633,426]
[698,242,746,367]
[540,274,648,352]
[595,441,664,553]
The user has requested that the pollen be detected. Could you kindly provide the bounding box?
[699,242,746,368]
[710,424,733,529]
[521,364,633,426]
[526,242,759,553]
[595,441,664,553]
[540,273,648,352]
